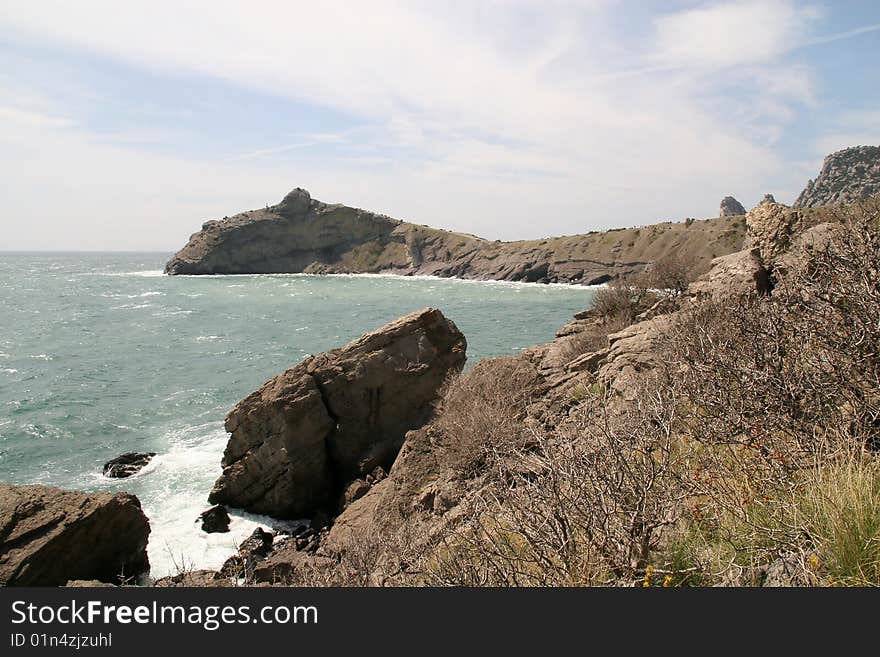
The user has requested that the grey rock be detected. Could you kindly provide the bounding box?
[719,196,746,216]
[794,145,880,208]
[103,451,156,478]
[199,504,230,533]
[0,483,150,586]
[687,248,770,299]
[208,308,467,520]
[279,187,312,215]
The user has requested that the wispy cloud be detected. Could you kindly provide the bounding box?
[808,22,880,45]
[224,134,349,162]
[0,1,876,248]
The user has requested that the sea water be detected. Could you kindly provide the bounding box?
[0,252,596,577]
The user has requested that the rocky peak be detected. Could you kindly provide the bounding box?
[278,187,312,215]
[761,194,777,204]
[794,145,880,208]
[719,196,746,216]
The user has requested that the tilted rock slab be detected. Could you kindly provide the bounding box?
[208,308,467,519]
[0,484,150,586]
[687,248,770,299]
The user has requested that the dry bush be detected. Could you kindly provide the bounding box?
[425,379,694,586]
[426,200,880,587]
[591,279,656,323]
[655,199,880,584]
[644,252,694,295]
[554,315,629,363]
[434,357,542,476]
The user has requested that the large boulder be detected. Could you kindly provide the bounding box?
[0,484,150,586]
[208,308,467,519]
[687,248,770,299]
[743,199,803,263]
[199,504,230,533]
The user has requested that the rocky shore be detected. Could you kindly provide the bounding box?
[164,187,747,284]
[2,146,877,587]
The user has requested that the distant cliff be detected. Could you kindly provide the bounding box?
[165,187,746,284]
[794,145,880,208]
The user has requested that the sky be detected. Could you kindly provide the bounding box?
[0,1,878,251]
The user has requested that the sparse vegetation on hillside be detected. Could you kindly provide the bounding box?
[417,199,880,587]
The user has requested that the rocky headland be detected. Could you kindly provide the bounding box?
[4,145,878,588]
[165,187,747,284]
[157,184,877,587]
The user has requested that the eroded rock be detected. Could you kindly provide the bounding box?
[103,452,156,478]
[687,248,770,299]
[208,308,466,519]
[719,196,746,216]
[199,504,230,533]
[0,484,150,586]
[794,145,880,208]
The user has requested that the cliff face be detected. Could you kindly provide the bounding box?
[165,187,747,284]
[794,145,880,208]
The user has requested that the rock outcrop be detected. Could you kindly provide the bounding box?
[165,188,747,284]
[208,308,466,519]
[744,199,804,263]
[719,196,746,216]
[687,248,770,299]
[199,504,230,533]
[103,452,155,478]
[0,484,150,586]
[794,145,880,208]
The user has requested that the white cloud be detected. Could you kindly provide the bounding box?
[651,1,820,70]
[0,1,859,248]
[811,111,880,158]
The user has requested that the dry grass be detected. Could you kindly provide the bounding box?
[433,357,542,477]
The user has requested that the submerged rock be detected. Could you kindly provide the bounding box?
[103,452,156,478]
[0,483,150,586]
[208,307,466,520]
[199,504,231,533]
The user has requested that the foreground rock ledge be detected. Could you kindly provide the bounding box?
[208,307,467,519]
[0,484,150,586]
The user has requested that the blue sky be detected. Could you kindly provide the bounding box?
[0,0,878,250]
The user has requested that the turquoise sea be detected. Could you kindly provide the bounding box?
[0,253,596,576]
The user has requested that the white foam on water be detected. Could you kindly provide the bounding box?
[84,270,165,277]
[128,291,163,298]
[1,368,17,374]
[111,303,153,310]
[128,423,279,578]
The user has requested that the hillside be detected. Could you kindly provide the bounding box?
[165,187,747,284]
